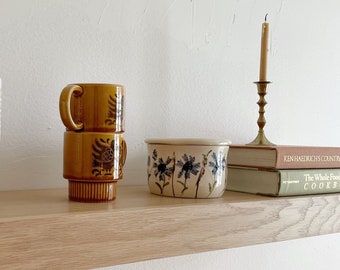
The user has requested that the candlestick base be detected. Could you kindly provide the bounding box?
[247,81,276,146]
[247,131,275,146]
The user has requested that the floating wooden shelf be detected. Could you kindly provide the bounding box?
[1,185,340,269]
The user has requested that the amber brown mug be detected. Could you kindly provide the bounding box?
[59,83,125,132]
[63,131,127,202]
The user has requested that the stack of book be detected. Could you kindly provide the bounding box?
[226,145,340,196]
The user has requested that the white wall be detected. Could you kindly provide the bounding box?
[1,0,340,190]
[1,1,340,269]
[100,233,340,270]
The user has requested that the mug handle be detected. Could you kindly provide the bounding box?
[59,84,83,130]
[121,139,127,166]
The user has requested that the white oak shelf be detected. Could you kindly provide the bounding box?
[1,185,340,269]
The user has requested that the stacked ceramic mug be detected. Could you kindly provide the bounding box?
[59,83,126,202]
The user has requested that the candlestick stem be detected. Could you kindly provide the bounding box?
[247,81,275,146]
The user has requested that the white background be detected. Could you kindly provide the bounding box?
[1,1,340,269]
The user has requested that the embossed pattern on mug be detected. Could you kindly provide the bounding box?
[92,138,122,179]
[105,93,124,131]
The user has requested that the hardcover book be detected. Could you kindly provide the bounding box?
[227,145,340,169]
[226,167,340,196]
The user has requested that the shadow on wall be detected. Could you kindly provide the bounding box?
[121,2,175,185]
[0,149,65,190]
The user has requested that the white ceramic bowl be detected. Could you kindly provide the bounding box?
[145,138,231,198]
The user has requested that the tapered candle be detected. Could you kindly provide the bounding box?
[259,14,269,81]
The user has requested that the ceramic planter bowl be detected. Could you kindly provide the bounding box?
[145,138,231,198]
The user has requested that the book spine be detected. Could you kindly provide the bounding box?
[279,169,340,196]
[276,147,340,169]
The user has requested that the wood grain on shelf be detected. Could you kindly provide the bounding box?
[1,185,340,269]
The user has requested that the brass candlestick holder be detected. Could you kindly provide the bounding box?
[247,81,275,146]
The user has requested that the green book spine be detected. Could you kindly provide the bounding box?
[279,169,340,196]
